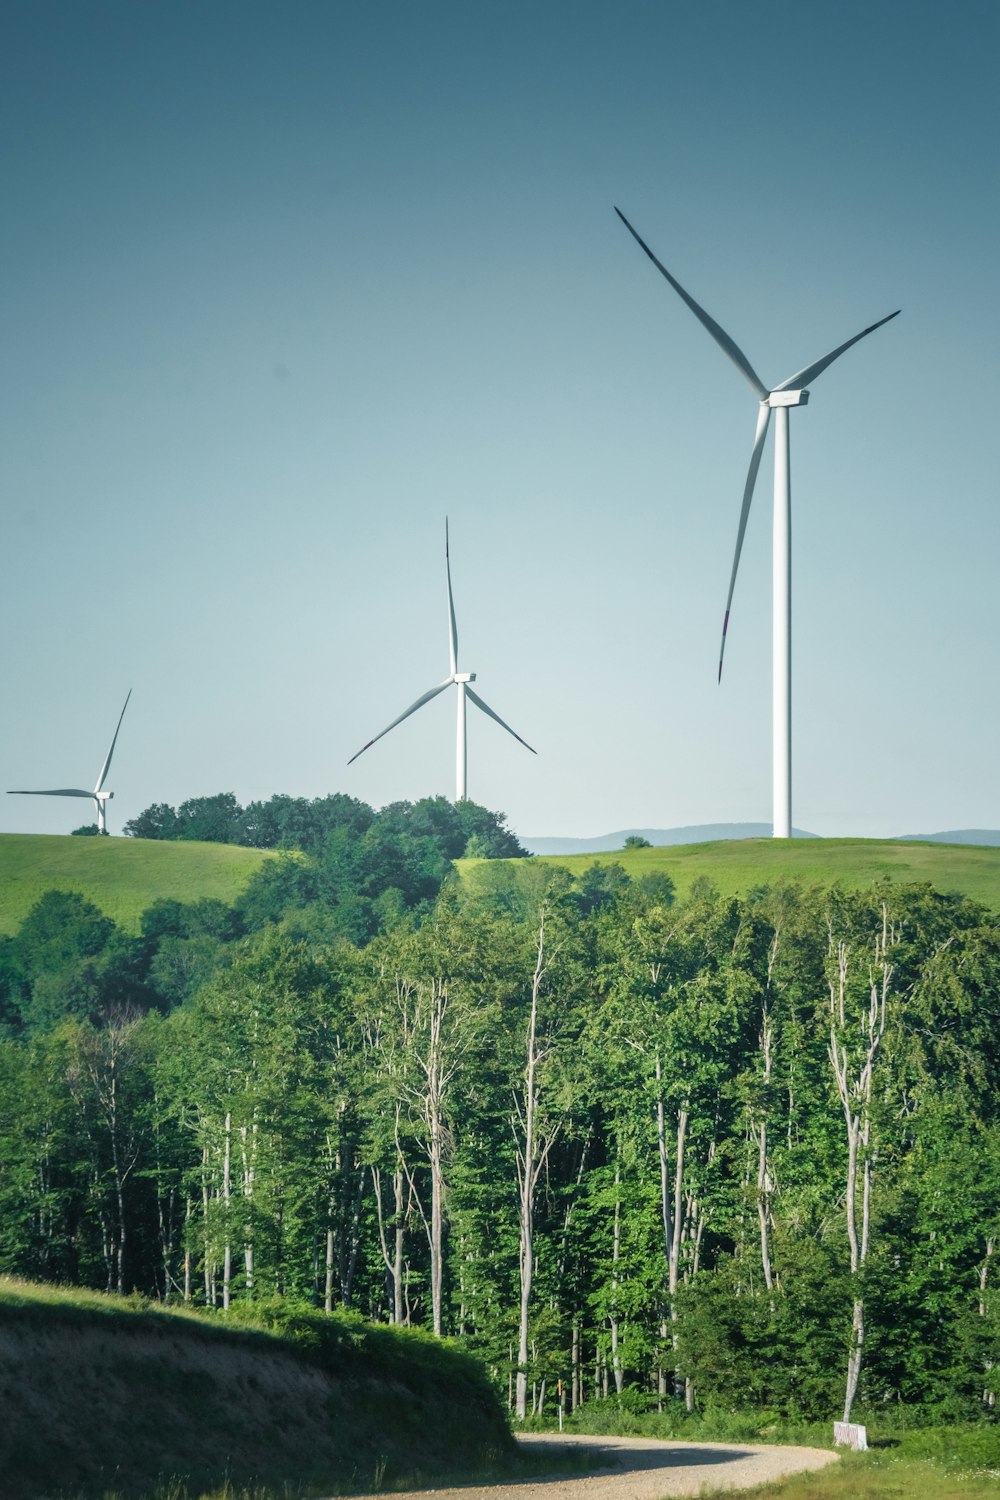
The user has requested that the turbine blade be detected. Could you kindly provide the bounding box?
[774,310,900,392]
[615,207,769,400]
[8,788,94,798]
[718,403,772,682]
[446,518,458,676]
[95,688,132,793]
[466,687,537,755]
[347,678,454,765]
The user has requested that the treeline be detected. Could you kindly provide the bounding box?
[119,791,526,859]
[0,854,998,1429]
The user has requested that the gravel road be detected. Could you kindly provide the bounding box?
[364,1431,839,1500]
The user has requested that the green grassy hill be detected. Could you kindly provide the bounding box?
[0,834,278,935]
[465,838,1000,910]
[4,834,998,944]
[0,1278,515,1500]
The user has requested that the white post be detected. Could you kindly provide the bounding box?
[456,682,467,801]
[96,797,106,835]
[772,405,792,839]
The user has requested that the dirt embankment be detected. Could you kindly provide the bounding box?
[0,1295,512,1499]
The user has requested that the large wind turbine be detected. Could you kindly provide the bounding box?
[8,689,132,835]
[615,207,898,839]
[349,524,536,800]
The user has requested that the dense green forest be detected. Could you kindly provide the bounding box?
[2,799,998,1434]
[120,789,527,859]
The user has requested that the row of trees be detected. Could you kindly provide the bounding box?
[120,791,527,859]
[1,855,998,1426]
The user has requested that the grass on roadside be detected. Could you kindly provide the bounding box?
[699,1450,1000,1500]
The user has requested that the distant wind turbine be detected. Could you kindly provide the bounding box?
[349,523,536,800]
[615,207,899,839]
[8,689,132,835]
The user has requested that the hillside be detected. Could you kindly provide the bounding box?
[5,835,998,943]
[523,823,818,854]
[0,834,277,935]
[0,1279,515,1500]
[523,824,1000,856]
[468,838,1000,910]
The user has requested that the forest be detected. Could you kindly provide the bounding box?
[1,797,998,1432]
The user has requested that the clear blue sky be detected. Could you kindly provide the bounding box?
[2,0,997,840]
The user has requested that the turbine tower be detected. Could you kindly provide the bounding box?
[9,689,133,835]
[616,208,898,838]
[349,523,536,800]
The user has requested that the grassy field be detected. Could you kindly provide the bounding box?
[0,834,277,935]
[699,1440,1000,1500]
[0,1277,515,1499]
[465,838,1000,911]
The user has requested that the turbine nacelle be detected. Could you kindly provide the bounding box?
[454,672,476,684]
[767,389,809,408]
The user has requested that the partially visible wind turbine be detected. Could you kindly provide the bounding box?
[349,523,536,800]
[8,690,133,835]
[615,207,899,839]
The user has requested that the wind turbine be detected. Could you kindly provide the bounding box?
[349,523,536,800]
[8,689,132,835]
[615,207,899,839]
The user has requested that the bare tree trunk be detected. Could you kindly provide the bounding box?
[392,1165,406,1324]
[183,1195,192,1303]
[668,1108,688,1397]
[202,1147,212,1304]
[428,1097,445,1335]
[410,978,451,1337]
[610,1154,624,1396]
[222,1111,232,1310]
[372,1109,410,1324]
[340,1157,366,1306]
[240,1119,257,1296]
[754,972,777,1293]
[655,1056,673,1401]
[324,1224,335,1314]
[516,914,553,1420]
[828,916,891,1423]
[981,1237,995,1407]
[979,1237,994,1318]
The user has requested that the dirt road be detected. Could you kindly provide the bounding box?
[368,1431,839,1500]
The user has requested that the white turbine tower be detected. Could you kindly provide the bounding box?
[616,208,899,839]
[8,689,133,835]
[349,523,536,800]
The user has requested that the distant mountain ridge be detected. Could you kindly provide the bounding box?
[523,825,1000,857]
[523,823,817,855]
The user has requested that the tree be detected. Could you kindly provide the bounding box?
[65,1007,147,1293]
[237,793,375,852]
[623,836,652,850]
[174,793,242,844]
[512,900,579,1418]
[11,893,119,1034]
[123,803,180,840]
